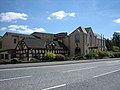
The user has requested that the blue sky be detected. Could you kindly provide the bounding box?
[0,0,120,38]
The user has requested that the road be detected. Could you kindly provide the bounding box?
[0,59,120,90]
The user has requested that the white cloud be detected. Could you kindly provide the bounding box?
[69,13,75,17]
[8,25,28,31]
[115,31,120,33]
[0,12,28,22]
[113,18,120,24]
[0,27,7,31]
[47,17,51,20]
[34,28,46,32]
[0,25,46,34]
[49,10,76,20]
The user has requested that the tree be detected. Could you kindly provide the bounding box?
[105,38,113,51]
[112,32,120,47]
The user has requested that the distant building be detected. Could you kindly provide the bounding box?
[0,26,106,60]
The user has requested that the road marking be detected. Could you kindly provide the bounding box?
[0,62,97,72]
[41,84,66,90]
[106,61,120,63]
[0,66,54,71]
[93,69,120,78]
[107,63,120,66]
[0,60,120,72]
[0,63,84,71]
[0,76,32,82]
[62,67,96,73]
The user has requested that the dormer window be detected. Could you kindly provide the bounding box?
[46,42,56,50]
[14,39,16,44]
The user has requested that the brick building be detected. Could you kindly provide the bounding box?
[0,26,106,60]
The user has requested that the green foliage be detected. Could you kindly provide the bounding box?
[112,46,120,52]
[30,58,39,62]
[11,58,19,64]
[65,57,70,61]
[112,52,120,58]
[55,54,65,61]
[112,32,120,47]
[86,50,98,59]
[0,59,10,64]
[86,50,109,59]
[72,55,86,60]
[105,38,113,51]
[43,52,56,61]
[105,32,120,51]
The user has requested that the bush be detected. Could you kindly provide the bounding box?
[30,58,39,62]
[85,51,98,59]
[65,57,70,61]
[55,54,65,61]
[43,52,56,61]
[97,51,109,58]
[11,58,19,64]
[72,55,86,60]
[85,50,109,59]
[112,52,120,58]
[0,59,10,64]
[112,46,120,52]
[107,52,114,58]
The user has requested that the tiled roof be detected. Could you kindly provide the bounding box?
[31,32,55,36]
[23,38,68,50]
[6,32,34,38]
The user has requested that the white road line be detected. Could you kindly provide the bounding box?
[0,76,32,82]
[0,63,84,71]
[106,61,120,63]
[93,69,120,78]
[107,63,120,66]
[41,84,66,90]
[0,60,120,72]
[62,67,96,73]
[0,66,54,71]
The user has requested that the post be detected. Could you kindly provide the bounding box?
[101,34,102,51]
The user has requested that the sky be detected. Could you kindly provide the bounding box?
[0,0,120,38]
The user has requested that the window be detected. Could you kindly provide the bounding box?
[86,34,88,44]
[90,35,92,46]
[47,42,55,50]
[5,54,9,59]
[14,39,16,44]
[75,34,80,43]
[0,54,4,59]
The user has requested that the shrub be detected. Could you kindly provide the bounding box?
[43,52,56,61]
[72,55,86,60]
[30,58,39,62]
[107,52,114,58]
[112,52,120,58]
[0,59,10,64]
[55,54,65,61]
[97,51,109,58]
[112,46,120,52]
[85,50,109,59]
[11,58,19,64]
[85,51,98,59]
[65,57,70,61]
